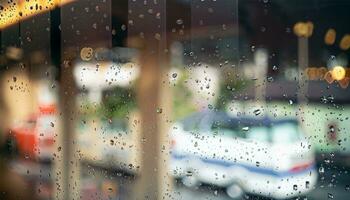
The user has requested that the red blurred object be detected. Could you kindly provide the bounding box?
[170,139,176,149]
[39,105,56,115]
[327,123,337,143]
[10,104,57,160]
[289,161,314,173]
[11,116,38,159]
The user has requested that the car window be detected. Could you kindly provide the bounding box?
[211,118,238,137]
[246,127,270,143]
[271,122,301,143]
[182,113,204,131]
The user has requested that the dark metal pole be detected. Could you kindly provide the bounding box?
[297,37,309,105]
[50,7,80,200]
[50,8,61,81]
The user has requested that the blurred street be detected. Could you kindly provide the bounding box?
[10,160,350,200]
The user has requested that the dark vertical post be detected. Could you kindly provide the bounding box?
[297,37,309,105]
[51,6,80,200]
[50,8,61,81]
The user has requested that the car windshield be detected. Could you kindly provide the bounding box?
[246,127,270,143]
[271,121,302,143]
[181,112,206,131]
[203,112,271,141]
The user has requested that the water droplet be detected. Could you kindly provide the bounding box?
[272,65,278,71]
[293,184,298,191]
[186,171,193,177]
[242,127,249,131]
[321,96,328,103]
[327,95,334,101]
[256,161,260,167]
[324,158,330,164]
[328,193,334,199]
[156,108,163,114]
[319,166,325,173]
[128,164,133,169]
[267,76,274,82]
[154,33,161,40]
[289,100,293,105]
[253,109,261,116]
[80,47,93,61]
[111,29,116,35]
[306,181,310,189]
[222,24,227,31]
[176,19,183,25]
[251,45,255,52]
[121,24,127,31]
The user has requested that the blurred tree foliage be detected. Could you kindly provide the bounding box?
[172,69,197,120]
[79,67,250,122]
[100,87,136,119]
[171,67,251,119]
[216,67,252,110]
[78,87,136,121]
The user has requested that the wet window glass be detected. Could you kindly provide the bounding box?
[0,0,350,200]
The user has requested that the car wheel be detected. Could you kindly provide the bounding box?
[182,175,200,188]
[226,183,244,199]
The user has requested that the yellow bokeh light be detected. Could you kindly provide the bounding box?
[340,34,350,50]
[0,0,76,30]
[331,66,346,81]
[293,21,314,38]
[324,28,336,45]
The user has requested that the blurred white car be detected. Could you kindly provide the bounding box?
[78,112,141,173]
[170,111,317,199]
